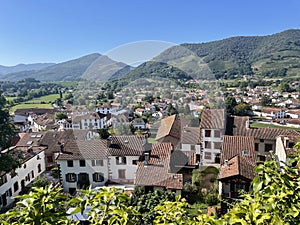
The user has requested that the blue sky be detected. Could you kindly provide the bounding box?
[0,0,299,66]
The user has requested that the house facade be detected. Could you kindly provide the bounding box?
[199,109,225,164]
[56,140,108,194]
[0,146,46,212]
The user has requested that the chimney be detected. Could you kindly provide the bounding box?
[224,159,229,167]
[245,120,250,129]
[144,152,150,165]
[107,135,112,148]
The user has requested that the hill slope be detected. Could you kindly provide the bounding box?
[128,29,300,80]
[2,54,131,82]
[0,63,54,76]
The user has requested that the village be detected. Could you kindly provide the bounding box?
[0,78,300,218]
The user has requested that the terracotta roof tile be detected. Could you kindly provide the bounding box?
[108,135,146,156]
[200,109,225,129]
[155,114,181,141]
[135,143,183,190]
[219,136,256,181]
[181,127,200,145]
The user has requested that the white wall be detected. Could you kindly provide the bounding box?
[108,156,140,183]
[201,129,222,164]
[57,159,109,192]
[0,150,46,210]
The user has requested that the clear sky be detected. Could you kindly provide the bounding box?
[0,0,300,66]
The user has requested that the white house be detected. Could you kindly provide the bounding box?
[63,112,107,130]
[107,135,146,185]
[199,109,225,164]
[0,146,46,211]
[57,135,147,193]
[96,103,119,115]
[56,140,109,194]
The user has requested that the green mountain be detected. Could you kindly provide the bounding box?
[121,29,300,80]
[113,61,192,82]
[1,53,131,82]
[0,63,54,76]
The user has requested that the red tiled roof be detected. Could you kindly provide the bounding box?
[200,109,225,129]
[16,132,46,147]
[108,135,146,156]
[156,114,181,141]
[181,127,200,145]
[219,136,256,181]
[135,143,183,190]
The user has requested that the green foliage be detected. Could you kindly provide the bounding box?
[118,61,193,83]
[0,94,16,149]
[225,95,237,115]
[233,102,251,116]
[130,187,176,224]
[154,196,192,224]
[0,152,20,172]
[32,175,50,188]
[261,95,272,107]
[72,187,139,225]
[2,143,300,225]
[0,185,74,225]
[56,112,68,120]
[97,128,110,139]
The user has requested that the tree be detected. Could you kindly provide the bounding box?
[130,187,176,224]
[0,185,74,225]
[261,95,272,107]
[225,95,237,114]
[0,93,16,150]
[55,112,68,120]
[73,187,139,225]
[233,102,251,116]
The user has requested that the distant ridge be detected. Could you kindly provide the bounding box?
[0,63,55,76]
[119,29,300,80]
[1,53,132,82]
[2,29,300,82]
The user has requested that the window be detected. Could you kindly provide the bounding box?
[31,170,34,178]
[255,143,259,151]
[242,150,250,156]
[191,145,196,151]
[205,130,211,137]
[116,157,127,165]
[214,130,220,138]
[213,142,221,149]
[47,155,53,163]
[118,169,126,179]
[69,188,76,195]
[260,139,264,143]
[14,182,19,192]
[204,141,211,149]
[67,160,73,167]
[91,159,103,166]
[79,160,86,167]
[66,173,77,182]
[132,160,138,165]
[0,175,7,186]
[93,173,104,182]
[37,164,41,173]
[265,144,273,152]
[6,188,12,197]
[204,152,212,160]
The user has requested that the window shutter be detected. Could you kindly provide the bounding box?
[92,173,96,182]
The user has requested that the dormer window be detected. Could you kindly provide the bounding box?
[242,150,250,156]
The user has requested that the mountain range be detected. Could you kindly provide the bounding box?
[1,29,300,82]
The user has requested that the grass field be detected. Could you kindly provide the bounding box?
[250,122,300,132]
[5,96,17,101]
[11,103,53,112]
[25,94,61,104]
